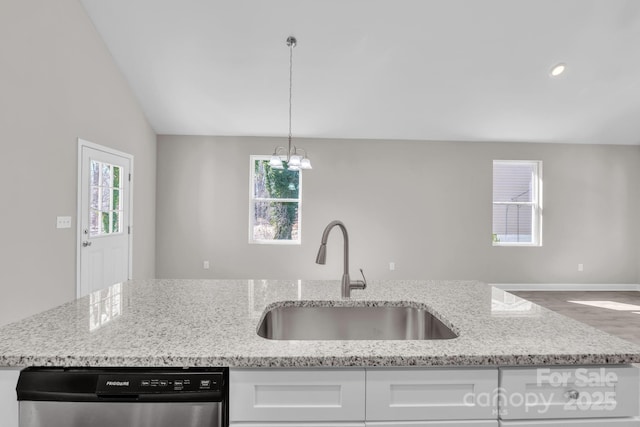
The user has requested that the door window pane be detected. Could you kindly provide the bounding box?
[112,212,120,233]
[101,187,111,211]
[90,160,124,237]
[112,189,120,210]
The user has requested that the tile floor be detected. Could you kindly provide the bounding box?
[512,291,640,345]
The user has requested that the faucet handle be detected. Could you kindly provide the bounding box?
[349,268,367,291]
[359,268,367,285]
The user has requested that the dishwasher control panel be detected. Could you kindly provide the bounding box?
[96,372,224,395]
[17,367,228,403]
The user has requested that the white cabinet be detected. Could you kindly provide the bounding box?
[230,366,640,427]
[230,368,498,426]
[232,424,365,427]
[366,368,498,421]
[367,422,498,426]
[499,366,639,420]
[230,368,365,422]
[499,419,640,426]
[0,368,20,427]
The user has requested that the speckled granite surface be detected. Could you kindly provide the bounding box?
[0,279,639,368]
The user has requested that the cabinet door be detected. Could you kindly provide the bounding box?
[366,368,498,421]
[499,418,640,426]
[499,366,639,420]
[231,423,365,427]
[367,421,498,426]
[230,368,365,422]
[0,368,20,427]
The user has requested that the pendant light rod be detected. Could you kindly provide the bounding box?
[287,36,296,160]
[269,35,312,171]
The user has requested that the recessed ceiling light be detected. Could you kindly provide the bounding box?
[550,63,566,77]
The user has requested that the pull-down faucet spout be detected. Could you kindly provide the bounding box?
[315,220,366,298]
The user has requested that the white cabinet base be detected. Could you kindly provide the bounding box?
[230,366,639,427]
[230,368,365,422]
[367,368,498,421]
[499,366,639,420]
[0,368,20,427]
[367,421,498,426]
[231,424,365,427]
[499,418,640,426]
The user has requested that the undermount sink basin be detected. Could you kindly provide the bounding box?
[257,304,458,340]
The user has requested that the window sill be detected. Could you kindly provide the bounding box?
[493,242,541,247]
[249,240,301,246]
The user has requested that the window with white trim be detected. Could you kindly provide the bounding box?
[249,155,302,244]
[90,160,123,236]
[492,160,542,246]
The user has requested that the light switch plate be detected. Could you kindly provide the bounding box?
[56,216,72,229]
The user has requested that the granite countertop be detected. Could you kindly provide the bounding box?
[0,279,639,368]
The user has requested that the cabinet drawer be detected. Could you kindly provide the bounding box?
[368,421,498,426]
[366,368,499,421]
[499,366,639,420]
[230,368,365,422]
[499,418,640,426]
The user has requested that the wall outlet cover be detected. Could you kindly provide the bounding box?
[56,216,72,229]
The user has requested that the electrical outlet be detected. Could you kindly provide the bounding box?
[389,262,395,271]
[56,216,72,229]
[578,263,584,272]
[203,261,210,270]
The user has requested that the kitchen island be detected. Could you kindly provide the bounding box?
[0,279,639,367]
[2,279,640,426]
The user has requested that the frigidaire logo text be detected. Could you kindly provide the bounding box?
[106,381,130,386]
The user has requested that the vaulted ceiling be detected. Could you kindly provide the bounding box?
[81,0,640,144]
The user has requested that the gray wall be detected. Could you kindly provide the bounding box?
[157,135,640,285]
[0,0,157,326]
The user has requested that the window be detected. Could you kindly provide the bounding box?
[249,156,302,244]
[90,160,123,237]
[492,160,542,246]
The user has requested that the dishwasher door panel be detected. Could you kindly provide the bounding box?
[20,401,222,427]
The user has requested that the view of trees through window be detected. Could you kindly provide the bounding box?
[250,158,301,243]
[90,160,123,237]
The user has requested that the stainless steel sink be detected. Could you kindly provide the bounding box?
[257,304,458,340]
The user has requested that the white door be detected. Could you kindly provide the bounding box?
[77,139,132,297]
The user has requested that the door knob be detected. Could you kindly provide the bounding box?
[82,241,92,247]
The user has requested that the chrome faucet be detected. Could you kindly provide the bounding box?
[315,220,367,298]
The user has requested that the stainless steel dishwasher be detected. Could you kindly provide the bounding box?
[16,367,228,427]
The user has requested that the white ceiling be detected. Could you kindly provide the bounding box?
[80,0,640,144]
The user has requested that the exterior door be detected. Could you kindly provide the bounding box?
[77,139,132,297]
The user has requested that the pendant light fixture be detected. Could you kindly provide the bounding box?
[269,36,312,171]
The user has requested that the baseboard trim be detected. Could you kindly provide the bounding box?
[490,283,640,291]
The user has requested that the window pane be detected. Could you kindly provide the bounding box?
[113,166,121,189]
[253,160,299,199]
[112,212,120,233]
[252,201,299,241]
[90,187,99,209]
[101,187,111,211]
[90,210,99,236]
[112,189,120,211]
[492,204,533,243]
[91,160,100,186]
[101,164,111,187]
[493,162,535,203]
[101,212,110,234]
